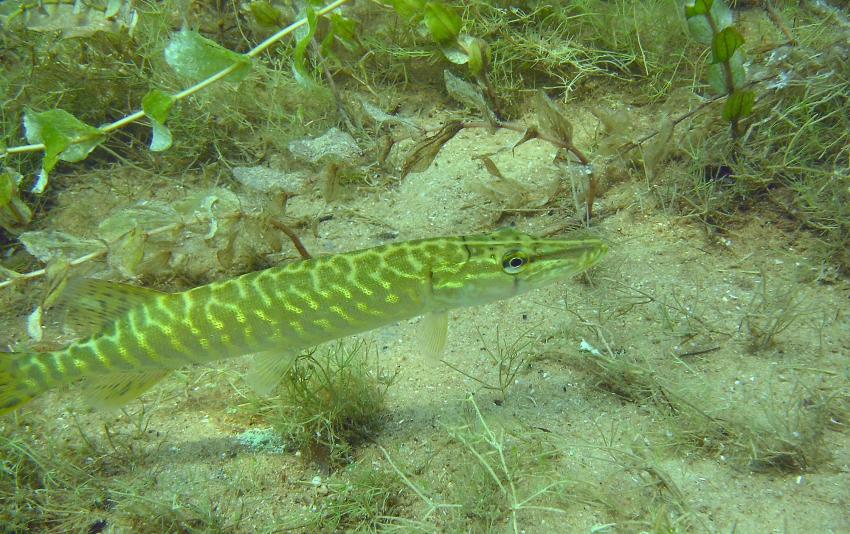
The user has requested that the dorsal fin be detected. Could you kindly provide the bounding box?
[57,278,165,335]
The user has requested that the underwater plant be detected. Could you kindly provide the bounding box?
[0,169,32,234]
[2,0,351,195]
[685,0,754,140]
[298,456,407,531]
[262,341,394,468]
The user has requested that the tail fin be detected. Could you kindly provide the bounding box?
[0,352,51,415]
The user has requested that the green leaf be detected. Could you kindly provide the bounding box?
[686,16,712,44]
[710,0,733,29]
[384,0,426,20]
[0,171,32,232]
[105,0,122,18]
[320,23,337,57]
[24,109,105,163]
[712,26,744,64]
[685,0,732,44]
[249,1,282,27]
[684,0,713,18]
[164,30,252,83]
[38,124,70,175]
[142,90,175,152]
[149,119,173,152]
[326,13,359,53]
[440,43,469,65]
[0,172,12,208]
[464,37,488,76]
[0,170,32,231]
[142,90,174,124]
[24,109,105,193]
[424,2,461,45]
[722,90,755,122]
[708,50,746,94]
[292,8,320,90]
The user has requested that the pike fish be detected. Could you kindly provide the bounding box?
[0,228,606,414]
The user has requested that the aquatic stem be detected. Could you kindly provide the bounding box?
[0,0,353,159]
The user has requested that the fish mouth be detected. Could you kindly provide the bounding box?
[538,239,607,262]
[559,240,607,274]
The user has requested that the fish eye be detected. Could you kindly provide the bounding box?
[502,251,528,274]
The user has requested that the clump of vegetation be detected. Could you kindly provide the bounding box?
[389,395,697,532]
[649,1,850,273]
[0,427,109,532]
[442,396,570,533]
[262,341,395,469]
[0,397,190,532]
[739,270,810,352]
[301,457,407,532]
[685,0,754,139]
[668,378,841,472]
[0,0,351,226]
[565,331,840,473]
[116,491,244,534]
[456,1,696,107]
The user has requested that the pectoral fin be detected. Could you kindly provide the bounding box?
[418,312,448,360]
[246,351,298,396]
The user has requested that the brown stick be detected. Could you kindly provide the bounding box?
[763,1,797,45]
[270,219,312,260]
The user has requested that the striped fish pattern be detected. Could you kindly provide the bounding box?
[0,228,606,414]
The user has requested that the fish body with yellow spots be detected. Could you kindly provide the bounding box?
[0,228,606,414]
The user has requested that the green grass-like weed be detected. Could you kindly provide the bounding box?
[655,5,850,273]
[738,383,836,471]
[463,0,695,106]
[441,324,539,402]
[561,322,666,407]
[739,270,811,352]
[579,420,695,532]
[265,341,395,469]
[433,397,696,532]
[666,378,840,472]
[564,306,838,473]
[63,399,171,476]
[443,396,569,533]
[115,490,244,534]
[0,425,109,533]
[301,457,408,532]
[358,0,695,115]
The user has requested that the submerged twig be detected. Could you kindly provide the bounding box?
[269,219,312,260]
[462,120,590,165]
